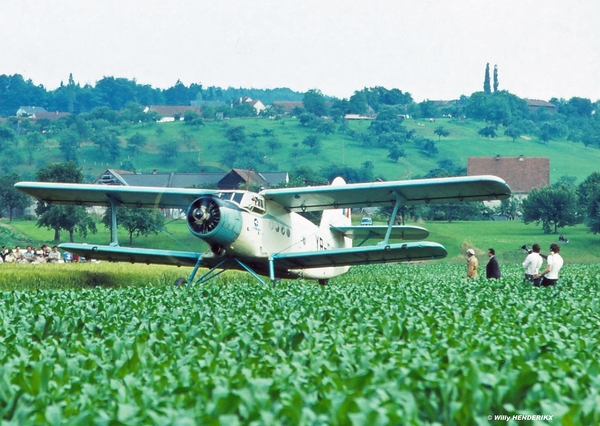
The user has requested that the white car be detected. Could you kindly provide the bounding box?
[360,217,373,226]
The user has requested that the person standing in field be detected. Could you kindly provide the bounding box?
[534,243,563,287]
[486,248,501,279]
[466,248,478,278]
[522,243,544,285]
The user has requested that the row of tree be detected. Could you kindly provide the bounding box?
[0,73,304,117]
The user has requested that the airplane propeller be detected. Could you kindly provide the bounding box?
[188,197,221,235]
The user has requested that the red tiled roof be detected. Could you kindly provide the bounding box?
[467,156,549,193]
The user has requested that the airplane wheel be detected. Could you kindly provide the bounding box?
[173,277,187,286]
[318,279,329,286]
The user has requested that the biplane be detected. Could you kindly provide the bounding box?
[15,175,510,285]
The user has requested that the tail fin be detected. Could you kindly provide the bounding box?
[320,177,351,228]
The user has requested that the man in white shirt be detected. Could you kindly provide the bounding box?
[522,243,544,285]
[48,246,61,263]
[534,243,563,287]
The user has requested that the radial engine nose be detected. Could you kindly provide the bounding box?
[186,196,242,247]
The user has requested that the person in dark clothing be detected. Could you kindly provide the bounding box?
[486,248,501,279]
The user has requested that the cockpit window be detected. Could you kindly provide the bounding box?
[217,192,234,201]
[240,193,266,215]
[232,193,244,204]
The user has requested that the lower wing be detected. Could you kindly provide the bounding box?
[59,243,200,267]
[272,241,447,269]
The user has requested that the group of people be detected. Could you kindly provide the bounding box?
[0,245,77,264]
[466,243,563,287]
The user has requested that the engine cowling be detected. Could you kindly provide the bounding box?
[186,197,242,249]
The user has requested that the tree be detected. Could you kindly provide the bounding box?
[58,131,80,162]
[302,134,322,154]
[418,100,437,119]
[0,125,16,150]
[316,121,336,136]
[433,126,449,141]
[225,125,246,146]
[126,132,147,154]
[158,140,180,162]
[504,125,522,142]
[35,162,97,241]
[266,138,282,153]
[387,145,405,162]
[584,189,600,234]
[422,139,438,156]
[0,173,30,220]
[25,132,44,164]
[91,130,121,160]
[478,126,497,139]
[102,207,165,246]
[577,171,600,226]
[67,73,76,113]
[495,196,521,220]
[493,64,499,92]
[348,91,368,114]
[522,185,580,234]
[483,63,491,94]
[577,172,600,207]
[303,89,328,117]
[183,109,204,127]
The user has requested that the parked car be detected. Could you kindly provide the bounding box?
[360,217,373,226]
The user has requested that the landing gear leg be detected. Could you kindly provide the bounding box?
[318,279,329,286]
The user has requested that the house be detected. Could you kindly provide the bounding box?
[33,111,70,121]
[144,105,202,122]
[272,101,304,115]
[16,106,47,118]
[233,97,266,115]
[525,99,557,115]
[467,155,549,195]
[344,114,374,120]
[217,168,289,189]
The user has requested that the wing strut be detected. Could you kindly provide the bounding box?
[383,191,405,245]
[106,195,121,247]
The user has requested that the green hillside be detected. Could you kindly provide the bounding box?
[10,117,600,185]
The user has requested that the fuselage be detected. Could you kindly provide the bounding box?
[188,190,352,279]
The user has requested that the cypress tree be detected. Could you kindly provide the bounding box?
[493,65,499,92]
[483,63,491,94]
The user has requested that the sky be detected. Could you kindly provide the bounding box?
[1,0,599,102]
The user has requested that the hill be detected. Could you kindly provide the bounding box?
[8,117,600,185]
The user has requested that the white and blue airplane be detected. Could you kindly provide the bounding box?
[15,175,510,285]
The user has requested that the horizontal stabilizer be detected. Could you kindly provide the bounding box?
[272,241,447,270]
[331,225,429,241]
[59,243,200,267]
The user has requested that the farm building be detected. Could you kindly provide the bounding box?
[467,155,549,195]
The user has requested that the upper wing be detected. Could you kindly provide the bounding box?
[272,241,447,269]
[331,225,429,241]
[260,175,510,212]
[14,182,213,209]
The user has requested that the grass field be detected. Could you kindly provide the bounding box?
[4,217,599,265]
[11,117,600,186]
